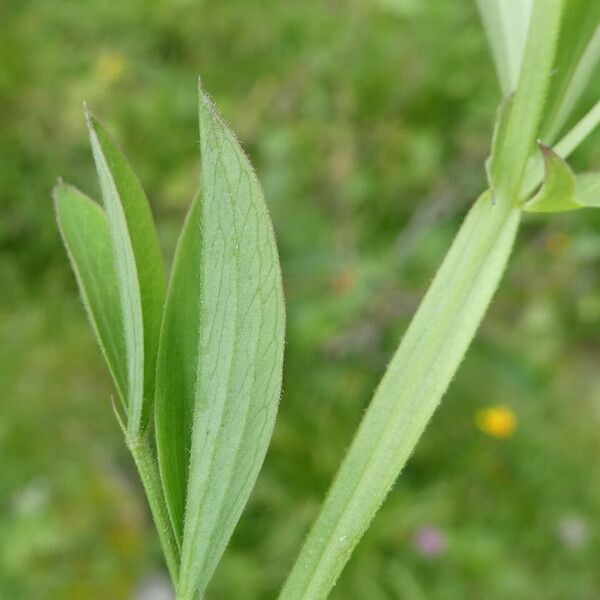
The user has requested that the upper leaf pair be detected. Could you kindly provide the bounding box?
[482,0,600,208]
[55,111,165,436]
[54,83,286,599]
[477,0,600,142]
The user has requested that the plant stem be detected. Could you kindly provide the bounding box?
[279,192,520,600]
[128,435,180,586]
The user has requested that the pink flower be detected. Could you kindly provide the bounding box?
[413,526,447,558]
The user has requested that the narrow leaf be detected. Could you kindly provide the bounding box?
[476,0,533,96]
[554,98,600,158]
[155,192,201,545]
[55,183,180,584]
[489,0,564,200]
[280,193,520,600]
[86,111,166,434]
[545,25,600,141]
[54,182,127,405]
[176,84,285,599]
[542,2,600,140]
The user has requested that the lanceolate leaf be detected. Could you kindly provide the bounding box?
[54,180,180,585]
[280,193,520,600]
[175,84,285,600]
[54,182,127,406]
[541,1,600,141]
[544,24,600,142]
[476,0,533,96]
[155,192,201,545]
[86,112,166,434]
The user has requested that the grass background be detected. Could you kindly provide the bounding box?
[2,0,600,598]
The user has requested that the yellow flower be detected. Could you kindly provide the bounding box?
[96,51,126,83]
[475,405,516,438]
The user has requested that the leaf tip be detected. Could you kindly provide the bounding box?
[83,103,101,138]
[52,177,68,206]
[537,139,552,156]
[52,175,64,193]
[197,76,213,113]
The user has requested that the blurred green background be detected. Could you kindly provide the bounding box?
[2,0,600,598]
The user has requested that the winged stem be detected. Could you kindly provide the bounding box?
[127,434,180,584]
[279,1,565,597]
[279,194,519,599]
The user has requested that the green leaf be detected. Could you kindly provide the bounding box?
[575,172,600,207]
[55,181,180,583]
[488,0,564,201]
[86,111,166,434]
[524,143,600,212]
[53,182,127,406]
[541,2,600,141]
[174,83,285,600]
[554,98,600,158]
[155,192,201,545]
[280,193,520,600]
[475,0,533,96]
